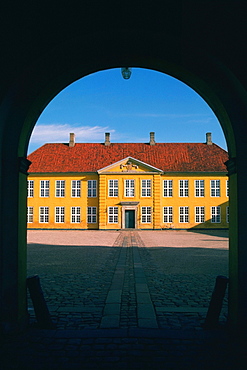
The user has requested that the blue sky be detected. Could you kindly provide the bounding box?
[28,68,227,154]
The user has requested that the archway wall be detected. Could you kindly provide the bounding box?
[1,3,247,332]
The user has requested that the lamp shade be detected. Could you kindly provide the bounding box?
[121,67,132,79]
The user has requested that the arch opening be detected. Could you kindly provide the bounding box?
[26,68,229,330]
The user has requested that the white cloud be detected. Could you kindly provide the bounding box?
[30,124,115,144]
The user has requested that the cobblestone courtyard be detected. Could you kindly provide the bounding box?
[3,229,246,370]
[27,229,228,331]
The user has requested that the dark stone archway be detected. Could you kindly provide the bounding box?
[0,1,247,333]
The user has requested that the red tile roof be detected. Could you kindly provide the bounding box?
[28,142,228,173]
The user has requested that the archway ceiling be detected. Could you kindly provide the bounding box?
[0,1,246,85]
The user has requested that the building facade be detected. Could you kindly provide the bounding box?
[27,132,229,230]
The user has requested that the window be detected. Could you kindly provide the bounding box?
[71,207,81,223]
[39,207,49,223]
[55,207,65,223]
[179,180,189,197]
[87,207,97,223]
[88,180,97,197]
[141,207,152,223]
[108,207,118,223]
[211,180,220,197]
[125,179,135,197]
[71,180,81,197]
[163,180,173,197]
[179,207,189,223]
[27,180,34,197]
[226,206,229,223]
[27,207,34,223]
[195,206,205,223]
[40,180,49,197]
[226,180,229,197]
[195,180,204,197]
[163,207,173,223]
[141,179,151,197]
[55,180,65,197]
[211,206,221,223]
[108,180,118,197]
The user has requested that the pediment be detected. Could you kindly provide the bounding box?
[97,156,163,174]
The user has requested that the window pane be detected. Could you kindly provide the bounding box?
[125,180,134,197]
[87,207,97,223]
[27,207,34,223]
[108,207,118,223]
[71,180,81,197]
[164,207,173,223]
[71,207,81,223]
[179,180,188,197]
[56,180,65,197]
[88,180,97,197]
[164,180,173,197]
[109,179,118,197]
[55,207,65,223]
[40,180,49,197]
[28,180,34,197]
[179,207,189,222]
[39,207,49,223]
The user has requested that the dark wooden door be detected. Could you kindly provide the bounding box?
[125,210,135,228]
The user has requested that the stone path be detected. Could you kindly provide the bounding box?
[100,231,158,329]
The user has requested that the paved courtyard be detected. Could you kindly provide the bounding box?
[26,229,229,331]
[3,229,244,370]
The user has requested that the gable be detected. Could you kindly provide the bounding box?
[97,157,163,174]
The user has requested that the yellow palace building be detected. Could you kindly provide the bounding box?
[27,132,229,230]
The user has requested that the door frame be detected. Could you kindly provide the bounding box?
[120,202,139,229]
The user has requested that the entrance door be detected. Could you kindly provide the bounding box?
[125,210,135,228]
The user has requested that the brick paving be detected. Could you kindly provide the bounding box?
[1,229,244,369]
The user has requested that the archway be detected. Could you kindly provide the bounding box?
[0,29,246,334]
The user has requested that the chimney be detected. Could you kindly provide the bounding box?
[69,133,75,147]
[206,132,212,145]
[150,132,155,146]
[105,132,110,146]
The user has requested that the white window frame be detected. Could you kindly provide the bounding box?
[125,179,135,197]
[179,206,189,223]
[163,206,173,223]
[141,206,152,223]
[108,207,118,223]
[71,180,81,197]
[40,180,49,197]
[226,206,229,223]
[211,180,220,197]
[108,179,119,197]
[163,180,173,197]
[195,206,205,223]
[226,180,229,197]
[27,207,34,223]
[39,207,49,223]
[55,206,65,223]
[179,180,189,197]
[87,207,97,223]
[71,207,81,223]
[88,180,97,197]
[55,180,65,197]
[195,180,205,197]
[28,180,34,198]
[141,179,151,197]
[211,206,221,223]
